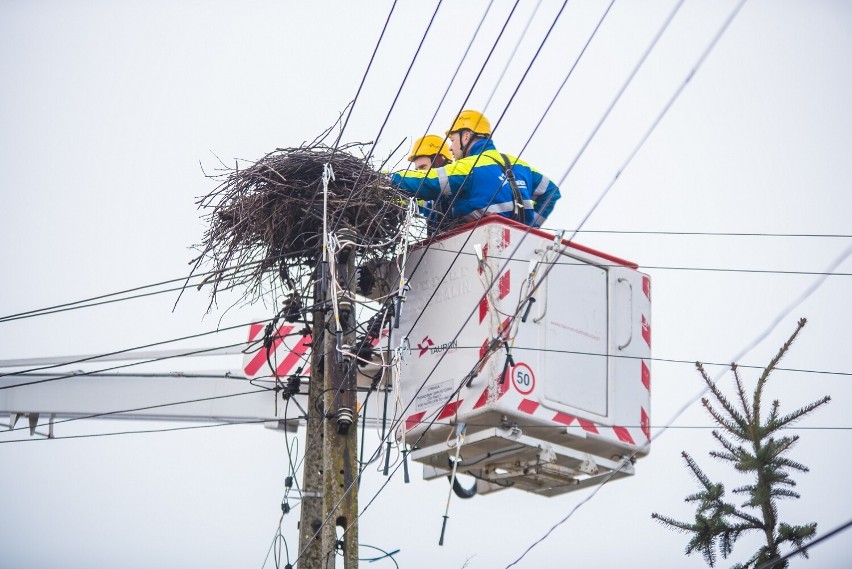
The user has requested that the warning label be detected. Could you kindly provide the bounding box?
[415,379,455,411]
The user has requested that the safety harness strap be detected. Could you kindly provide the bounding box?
[490,153,525,222]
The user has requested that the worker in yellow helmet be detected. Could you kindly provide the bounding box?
[407,134,454,230]
[391,110,561,228]
[408,134,452,171]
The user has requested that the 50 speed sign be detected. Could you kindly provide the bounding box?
[511,362,536,395]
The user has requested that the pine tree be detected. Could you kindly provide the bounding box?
[652,318,830,568]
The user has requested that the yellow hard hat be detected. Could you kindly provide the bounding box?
[407,134,453,162]
[446,109,491,136]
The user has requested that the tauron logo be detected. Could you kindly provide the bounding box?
[418,336,458,357]
[417,337,435,357]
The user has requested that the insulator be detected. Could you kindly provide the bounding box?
[336,407,354,435]
[338,298,353,320]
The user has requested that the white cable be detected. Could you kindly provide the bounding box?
[321,163,335,263]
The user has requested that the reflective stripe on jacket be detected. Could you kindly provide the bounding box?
[390,138,561,227]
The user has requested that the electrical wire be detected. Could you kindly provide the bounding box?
[389,244,852,277]
[276,3,453,514]
[546,229,852,239]
[0,386,271,436]
[0,317,275,381]
[753,516,852,569]
[357,544,400,568]
[555,0,687,186]
[385,0,611,328]
[282,1,536,540]
[0,340,255,391]
[327,0,445,236]
[515,0,619,160]
[0,419,265,443]
[3,225,845,327]
[314,0,764,558]
[291,0,675,554]
[371,343,852,377]
[225,0,840,560]
[482,0,545,115]
[329,0,400,154]
[0,257,275,324]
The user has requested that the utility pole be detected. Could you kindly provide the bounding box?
[297,279,326,567]
[299,232,359,568]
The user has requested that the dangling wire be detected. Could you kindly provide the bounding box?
[439,423,466,546]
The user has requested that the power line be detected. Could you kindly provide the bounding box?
[636,265,852,277]
[414,247,852,277]
[0,340,252,391]
[292,3,540,557]
[0,319,264,380]
[327,0,445,236]
[0,261,257,324]
[303,0,693,550]
[558,0,686,185]
[297,1,567,561]
[371,344,852,377]
[362,0,580,494]
[516,0,617,159]
[0,386,269,436]
[503,133,852,569]
[504,0,792,564]
[0,419,266,444]
[482,0,545,115]
[551,229,852,239]
[7,225,845,327]
[294,2,570,554]
[0,253,288,324]
[753,516,852,569]
[329,0,399,153]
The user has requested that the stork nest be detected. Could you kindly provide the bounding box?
[190,143,409,303]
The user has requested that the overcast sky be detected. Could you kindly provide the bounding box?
[1,1,851,568]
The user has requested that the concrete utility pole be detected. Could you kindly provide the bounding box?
[297,280,326,568]
[299,236,359,568]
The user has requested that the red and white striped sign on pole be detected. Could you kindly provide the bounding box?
[242,323,312,379]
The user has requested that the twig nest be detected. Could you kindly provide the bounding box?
[190,143,409,304]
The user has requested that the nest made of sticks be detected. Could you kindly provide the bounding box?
[190,142,410,304]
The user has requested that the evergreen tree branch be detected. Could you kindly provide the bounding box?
[711,429,750,461]
[702,398,748,438]
[772,396,831,431]
[698,363,750,433]
[754,318,807,426]
[733,363,754,424]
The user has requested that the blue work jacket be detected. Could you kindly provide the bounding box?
[391,138,560,227]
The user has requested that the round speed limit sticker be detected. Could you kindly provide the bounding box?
[511,363,536,395]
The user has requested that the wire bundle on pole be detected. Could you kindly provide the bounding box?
[190,142,410,305]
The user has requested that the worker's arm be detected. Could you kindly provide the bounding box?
[391,158,475,203]
[530,170,561,227]
[390,169,442,201]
